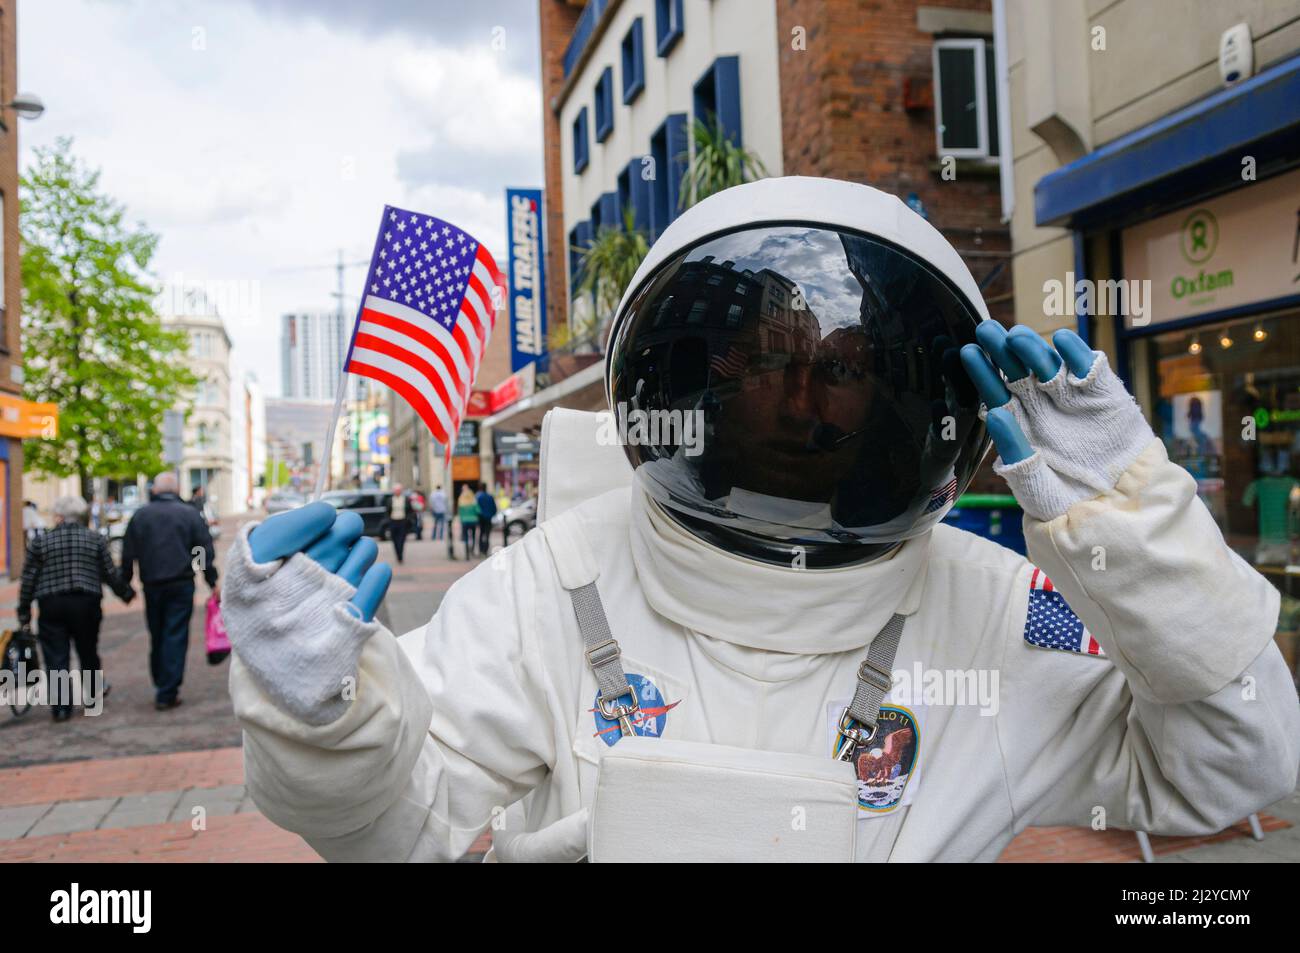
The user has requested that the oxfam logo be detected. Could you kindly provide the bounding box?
[1179,209,1218,264]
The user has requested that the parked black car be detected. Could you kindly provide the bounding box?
[321,490,393,538]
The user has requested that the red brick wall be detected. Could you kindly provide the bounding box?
[0,0,23,576]
[538,1,584,346]
[775,0,1012,325]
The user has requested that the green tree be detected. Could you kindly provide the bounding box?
[20,138,198,500]
[681,115,769,209]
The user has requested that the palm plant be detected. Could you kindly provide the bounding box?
[680,114,769,209]
[571,204,651,333]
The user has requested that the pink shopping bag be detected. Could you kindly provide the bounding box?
[205,595,230,665]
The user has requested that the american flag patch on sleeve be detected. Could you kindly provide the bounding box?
[1024,568,1105,657]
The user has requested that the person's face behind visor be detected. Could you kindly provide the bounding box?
[608,224,989,568]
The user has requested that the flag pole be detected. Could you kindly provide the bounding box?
[312,364,350,501]
[310,206,390,502]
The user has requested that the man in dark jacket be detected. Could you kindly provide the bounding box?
[474,483,497,557]
[121,472,219,711]
[18,496,135,720]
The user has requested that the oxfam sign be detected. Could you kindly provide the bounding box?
[1172,208,1233,300]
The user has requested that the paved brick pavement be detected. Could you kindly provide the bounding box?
[0,514,1294,862]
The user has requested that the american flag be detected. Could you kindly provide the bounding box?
[708,344,749,380]
[344,205,506,447]
[922,476,958,515]
[1024,568,1104,657]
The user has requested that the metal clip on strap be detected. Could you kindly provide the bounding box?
[569,581,641,738]
[835,613,906,762]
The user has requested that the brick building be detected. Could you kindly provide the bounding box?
[0,0,28,577]
[503,0,1014,438]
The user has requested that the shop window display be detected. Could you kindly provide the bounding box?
[1137,310,1300,605]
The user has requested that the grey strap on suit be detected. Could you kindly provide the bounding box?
[562,568,907,752]
[835,613,906,761]
[570,581,635,710]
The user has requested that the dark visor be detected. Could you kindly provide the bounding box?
[608,223,990,566]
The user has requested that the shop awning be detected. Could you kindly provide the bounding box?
[1035,53,1300,229]
[480,360,606,434]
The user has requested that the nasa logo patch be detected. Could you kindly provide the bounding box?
[591,672,680,747]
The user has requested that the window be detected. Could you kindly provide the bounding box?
[932,38,999,160]
[573,107,590,173]
[617,159,651,232]
[686,299,708,324]
[693,56,742,145]
[591,192,618,233]
[621,18,645,104]
[568,221,592,288]
[655,0,683,57]
[649,113,688,239]
[726,303,743,327]
[594,67,614,142]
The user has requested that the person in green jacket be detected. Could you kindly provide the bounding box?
[457,485,480,559]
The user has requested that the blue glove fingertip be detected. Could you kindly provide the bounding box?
[960,342,1012,409]
[349,563,392,623]
[249,501,337,563]
[1006,326,1063,382]
[338,536,379,587]
[986,407,1034,466]
[974,321,1029,382]
[1051,328,1098,379]
[305,510,366,572]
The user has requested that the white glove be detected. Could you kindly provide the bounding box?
[223,524,382,726]
[990,351,1154,522]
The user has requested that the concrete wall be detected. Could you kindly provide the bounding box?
[1005,0,1300,336]
[555,0,785,308]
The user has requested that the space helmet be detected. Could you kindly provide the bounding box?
[604,177,991,567]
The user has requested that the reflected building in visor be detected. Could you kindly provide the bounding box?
[610,217,988,568]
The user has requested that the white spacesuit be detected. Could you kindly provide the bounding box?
[225,177,1300,862]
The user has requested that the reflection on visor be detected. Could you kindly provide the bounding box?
[608,224,990,566]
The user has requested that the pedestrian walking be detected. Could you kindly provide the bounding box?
[475,483,497,556]
[22,500,46,543]
[410,490,426,541]
[429,485,448,540]
[17,496,135,721]
[386,483,416,564]
[456,484,479,559]
[120,471,219,712]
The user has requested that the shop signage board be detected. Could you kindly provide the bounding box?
[1122,167,1300,329]
[506,188,547,372]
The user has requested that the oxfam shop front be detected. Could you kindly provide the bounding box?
[1122,166,1300,602]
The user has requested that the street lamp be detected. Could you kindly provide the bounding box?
[6,92,45,120]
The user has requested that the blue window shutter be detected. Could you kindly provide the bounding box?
[714,56,742,146]
[595,67,614,142]
[599,192,619,230]
[694,57,742,146]
[622,18,645,104]
[573,107,589,174]
[570,220,593,288]
[665,112,689,222]
[655,0,683,57]
[622,158,650,233]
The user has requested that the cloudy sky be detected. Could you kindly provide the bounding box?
[17,0,543,394]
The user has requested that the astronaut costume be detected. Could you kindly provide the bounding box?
[224,177,1300,862]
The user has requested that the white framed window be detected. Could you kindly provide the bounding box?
[932,38,999,160]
